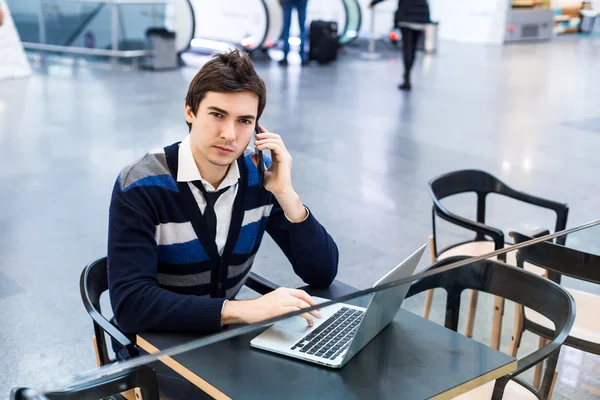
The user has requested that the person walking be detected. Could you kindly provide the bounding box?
[369,0,430,90]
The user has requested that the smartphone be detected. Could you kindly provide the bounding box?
[255,124,265,186]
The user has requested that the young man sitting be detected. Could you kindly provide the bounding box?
[108,50,338,339]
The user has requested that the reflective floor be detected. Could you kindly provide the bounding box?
[0,36,599,398]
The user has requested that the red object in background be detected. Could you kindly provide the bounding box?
[508,24,515,32]
[265,40,274,48]
[244,43,253,49]
[389,31,399,41]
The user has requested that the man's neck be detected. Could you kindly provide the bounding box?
[194,156,230,189]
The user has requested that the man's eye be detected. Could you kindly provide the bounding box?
[240,119,252,124]
[210,112,223,118]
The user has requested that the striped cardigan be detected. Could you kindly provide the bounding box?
[108,142,338,334]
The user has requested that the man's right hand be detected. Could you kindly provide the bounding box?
[221,288,322,327]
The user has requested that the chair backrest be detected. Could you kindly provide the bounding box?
[80,258,108,317]
[80,257,138,366]
[407,256,575,399]
[429,169,514,229]
[79,257,112,366]
[511,231,600,285]
[10,388,46,400]
[428,169,569,248]
[45,365,159,400]
[429,169,509,203]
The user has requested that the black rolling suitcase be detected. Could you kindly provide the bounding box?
[308,20,339,64]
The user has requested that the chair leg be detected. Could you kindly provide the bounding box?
[423,235,436,319]
[465,290,478,338]
[121,389,142,400]
[548,370,559,400]
[509,304,524,358]
[490,296,504,350]
[92,337,101,368]
[423,291,434,319]
[533,336,550,388]
[428,234,435,263]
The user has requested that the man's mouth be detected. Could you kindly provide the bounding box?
[214,145,234,154]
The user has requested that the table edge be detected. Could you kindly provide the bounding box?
[136,335,231,400]
[429,359,518,400]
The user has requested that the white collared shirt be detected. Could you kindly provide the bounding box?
[177,135,240,256]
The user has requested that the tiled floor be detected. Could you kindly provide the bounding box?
[0,35,599,398]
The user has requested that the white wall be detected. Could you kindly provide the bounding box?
[551,0,582,8]
[363,0,511,45]
[191,0,267,46]
[0,0,32,80]
[428,0,511,44]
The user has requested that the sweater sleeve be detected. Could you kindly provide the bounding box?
[107,188,225,334]
[266,200,339,287]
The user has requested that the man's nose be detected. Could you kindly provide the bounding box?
[220,122,236,141]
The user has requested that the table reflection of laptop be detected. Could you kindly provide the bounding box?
[251,245,426,368]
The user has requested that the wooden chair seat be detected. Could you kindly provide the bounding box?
[525,287,600,345]
[453,379,537,400]
[438,241,516,265]
[439,241,548,275]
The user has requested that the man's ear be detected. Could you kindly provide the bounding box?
[184,103,195,124]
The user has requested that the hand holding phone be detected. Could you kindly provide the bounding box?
[255,125,265,186]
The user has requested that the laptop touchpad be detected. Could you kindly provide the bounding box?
[268,297,332,335]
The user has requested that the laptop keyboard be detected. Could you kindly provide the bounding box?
[291,307,364,361]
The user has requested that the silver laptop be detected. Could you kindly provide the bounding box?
[250,245,426,368]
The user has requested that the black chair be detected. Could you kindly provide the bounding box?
[425,169,569,349]
[11,365,159,400]
[510,232,600,388]
[407,256,575,400]
[80,256,279,366]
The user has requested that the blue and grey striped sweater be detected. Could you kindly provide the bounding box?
[108,142,338,334]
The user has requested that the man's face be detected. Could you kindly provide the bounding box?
[185,91,258,168]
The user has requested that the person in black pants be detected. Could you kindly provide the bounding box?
[369,0,431,90]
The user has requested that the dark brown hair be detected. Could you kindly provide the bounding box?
[185,50,267,131]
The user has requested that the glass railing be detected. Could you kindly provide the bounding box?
[7,0,169,50]
[13,220,600,399]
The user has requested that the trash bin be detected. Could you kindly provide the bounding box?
[146,28,177,70]
[414,22,438,54]
[580,10,599,33]
[415,21,440,54]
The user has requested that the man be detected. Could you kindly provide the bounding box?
[108,50,338,337]
[279,0,309,66]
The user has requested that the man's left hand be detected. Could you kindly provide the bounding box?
[254,126,307,222]
[254,126,293,196]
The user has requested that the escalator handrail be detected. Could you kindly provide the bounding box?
[339,0,362,45]
[179,0,195,54]
[251,0,269,52]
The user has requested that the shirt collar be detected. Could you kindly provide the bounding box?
[177,135,240,191]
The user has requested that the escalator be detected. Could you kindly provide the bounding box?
[8,0,361,64]
[189,0,361,54]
